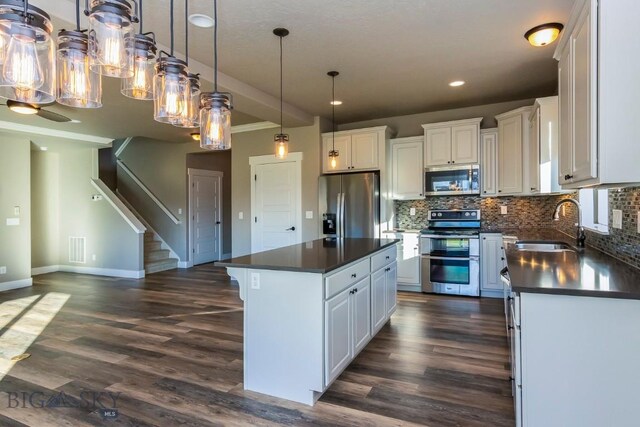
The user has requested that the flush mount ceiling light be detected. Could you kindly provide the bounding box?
[330,100,342,106]
[449,80,465,87]
[199,0,232,151]
[122,0,157,100]
[188,13,214,28]
[56,0,102,108]
[190,132,200,141]
[85,0,138,78]
[524,23,563,47]
[273,27,289,160]
[0,0,56,104]
[327,70,339,169]
[5,99,72,121]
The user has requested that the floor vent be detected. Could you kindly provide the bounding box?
[69,237,86,264]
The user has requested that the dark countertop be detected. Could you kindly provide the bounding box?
[498,228,640,300]
[216,238,400,274]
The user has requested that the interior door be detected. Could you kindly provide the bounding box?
[253,161,300,252]
[191,172,222,265]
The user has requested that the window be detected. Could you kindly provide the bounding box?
[578,189,609,233]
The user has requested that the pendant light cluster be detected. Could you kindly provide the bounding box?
[273,27,289,159]
[328,71,340,169]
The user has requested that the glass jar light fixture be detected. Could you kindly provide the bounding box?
[86,0,137,78]
[273,28,289,160]
[327,71,340,169]
[175,72,200,128]
[0,0,56,104]
[121,32,155,99]
[153,55,189,124]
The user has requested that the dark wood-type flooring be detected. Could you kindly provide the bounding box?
[0,265,514,426]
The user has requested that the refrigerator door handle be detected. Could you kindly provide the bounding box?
[341,192,346,237]
[336,193,342,237]
[339,193,345,237]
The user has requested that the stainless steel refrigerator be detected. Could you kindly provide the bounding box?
[318,172,380,238]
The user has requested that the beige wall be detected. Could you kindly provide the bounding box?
[0,137,31,287]
[231,118,322,256]
[338,98,537,137]
[31,151,59,268]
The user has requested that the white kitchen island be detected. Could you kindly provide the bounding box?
[217,238,398,405]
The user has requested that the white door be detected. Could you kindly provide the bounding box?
[385,261,398,316]
[322,135,352,173]
[370,268,387,333]
[481,130,498,196]
[190,171,222,265]
[451,124,479,164]
[391,140,423,200]
[352,278,372,355]
[350,132,379,170]
[325,288,352,386]
[498,115,523,195]
[424,127,452,167]
[252,160,301,253]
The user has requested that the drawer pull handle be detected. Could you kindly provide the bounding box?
[351,273,357,278]
[385,256,390,259]
[508,325,514,330]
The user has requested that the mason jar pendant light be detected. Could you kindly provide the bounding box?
[153,0,189,124]
[85,0,137,78]
[56,0,102,108]
[121,0,155,100]
[174,0,200,128]
[0,0,56,104]
[199,0,232,150]
[328,71,340,169]
[273,28,289,160]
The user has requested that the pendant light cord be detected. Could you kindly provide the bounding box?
[139,0,143,33]
[170,0,174,56]
[332,75,336,151]
[184,0,188,65]
[75,0,80,31]
[279,34,283,135]
[213,0,218,92]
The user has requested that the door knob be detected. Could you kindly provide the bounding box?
[216,221,221,225]
[286,226,296,231]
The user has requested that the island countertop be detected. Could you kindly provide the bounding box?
[216,238,400,274]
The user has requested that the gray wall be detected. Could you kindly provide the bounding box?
[31,151,59,268]
[0,137,31,286]
[338,98,537,137]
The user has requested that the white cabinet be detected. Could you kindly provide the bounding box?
[351,132,379,170]
[529,96,567,194]
[325,287,352,385]
[371,268,387,333]
[396,233,420,286]
[496,107,531,196]
[554,0,640,187]
[321,128,384,173]
[480,128,498,197]
[352,279,372,355]
[480,233,505,298]
[390,137,424,200]
[422,118,482,167]
[385,262,397,316]
[527,108,540,194]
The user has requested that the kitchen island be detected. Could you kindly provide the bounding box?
[216,238,399,405]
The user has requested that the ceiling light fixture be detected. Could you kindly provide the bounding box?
[330,100,342,106]
[273,27,289,160]
[56,0,102,108]
[121,0,156,100]
[524,23,563,47]
[154,0,189,124]
[449,80,465,87]
[327,70,339,169]
[199,0,232,151]
[175,0,200,129]
[190,132,200,141]
[0,0,55,104]
[85,0,138,78]
[188,13,214,29]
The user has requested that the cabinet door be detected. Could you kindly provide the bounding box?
[385,261,398,317]
[322,135,352,173]
[481,131,498,196]
[352,278,372,355]
[571,6,598,182]
[350,132,379,170]
[370,268,387,333]
[451,124,479,164]
[481,234,504,293]
[391,141,423,200]
[528,109,540,194]
[498,115,523,195]
[397,235,420,284]
[325,288,352,386]
[424,127,452,167]
[558,44,573,185]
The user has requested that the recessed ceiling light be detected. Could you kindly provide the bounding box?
[330,100,343,106]
[69,119,82,124]
[449,81,465,87]
[189,14,214,28]
[524,23,564,47]
[40,147,48,151]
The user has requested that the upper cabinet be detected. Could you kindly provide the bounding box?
[480,128,498,197]
[390,137,424,200]
[422,118,482,167]
[496,107,531,196]
[555,0,640,188]
[322,127,389,174]
[529,96,567,194]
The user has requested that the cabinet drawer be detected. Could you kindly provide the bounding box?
[325,259,370,299]
[371,245,397,272]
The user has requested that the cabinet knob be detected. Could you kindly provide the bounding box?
[447,161,451,164]
[498,190,502,193]
[501,257,505,261]
[354,288,358,293]
[385,256,390,259]
[508,325,514,330]
[351,273,357,278]
[451,161,455,164]
[564,174,573,180]
[483,191,487,193]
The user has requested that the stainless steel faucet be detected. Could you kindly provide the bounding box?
[553,198,586,248]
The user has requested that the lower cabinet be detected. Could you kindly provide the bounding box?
[371,261,398,334]
[386,262,398,316]
[480,233,506,298]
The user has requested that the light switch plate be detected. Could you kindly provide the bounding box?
[250,272,260,289]
[13,206,19,216]
[410,208,416,216]
[305,211,313,219]
[238,211,244,220]
[6,218,19,226]
[178,208,182,215]
[500,206,508,215]
[0,266,6,274]
[613,209,622,229]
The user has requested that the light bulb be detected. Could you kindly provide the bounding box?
[200,103,232,150]
[130,57,149,98]
[528,28,560,46]
[66,58,89,102]
[3,28,44,92]
[277,143,286,158]
[330,156,337,169]
[103,35,123,72]
[0,34,5,64]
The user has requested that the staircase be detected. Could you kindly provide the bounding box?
[144,231,179,274]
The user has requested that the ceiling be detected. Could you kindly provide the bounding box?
[16,0,573,141]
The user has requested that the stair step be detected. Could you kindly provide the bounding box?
[144,232,157,242]
[145,249,171,262]
[145,240,162,252]
[145,258,178,274]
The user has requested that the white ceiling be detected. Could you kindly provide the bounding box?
[17,0,573,140]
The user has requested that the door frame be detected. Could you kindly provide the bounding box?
[249,152,303,253]
[188,168,224,266]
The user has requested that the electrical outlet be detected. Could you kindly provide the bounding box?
[238,211,244,220]
[6,218,19,226]
[250,272,260,290]
[410,207,416,216]
[305,211,313,219]
[0,266,6,275]
[500,206,508,215]
[613,209,622,229]
[178,208,183,215]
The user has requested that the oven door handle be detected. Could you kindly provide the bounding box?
[500,266,511,286]
[423,255,473,261]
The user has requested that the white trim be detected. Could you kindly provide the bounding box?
[249,151,304,166]
[187,168,224,177]
[114,136,134,158]
[91,179,146,234]
[116,160,181,225]
[321,125,389,138]
[188,169,224,266]
[32,265,59,276]
[0,278,33,292]
[231,122,279,134]
[495,107,533,121]
[177,261,192,269]
[0,120,113,145]
[421,117,483,130]
[58,265,145,279]
[221,252,232,261]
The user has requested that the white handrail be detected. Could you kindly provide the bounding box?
[91,179,146,234]
[116,160,182,225]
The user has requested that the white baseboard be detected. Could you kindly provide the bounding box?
[32,265,60,276]
[0,278,33,292]
[58,265,145,279]
[397,284,422,293]
[177,261,191,269]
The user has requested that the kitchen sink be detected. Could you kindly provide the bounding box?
[515,241,576,252]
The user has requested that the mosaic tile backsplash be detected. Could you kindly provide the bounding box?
[395,187,640,270]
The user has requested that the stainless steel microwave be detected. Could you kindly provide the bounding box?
[424,164,480,196]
